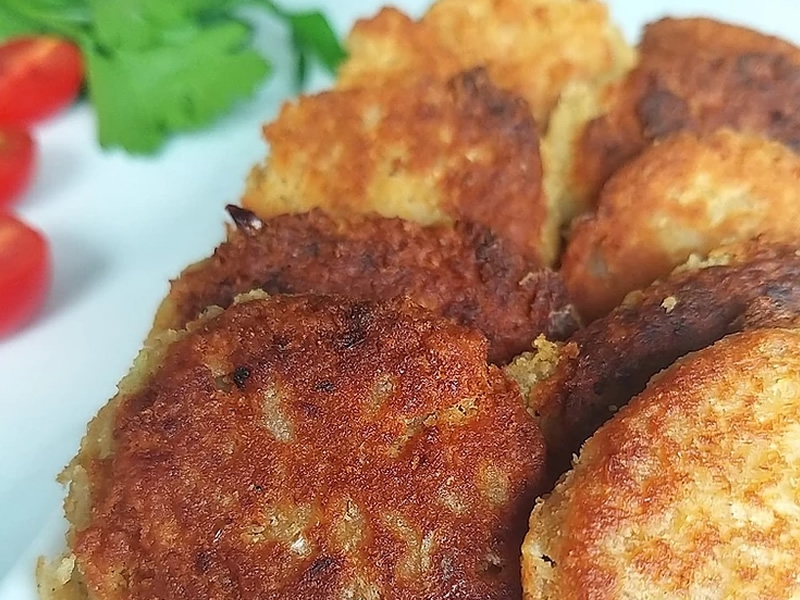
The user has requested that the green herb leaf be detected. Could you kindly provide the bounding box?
[287,10,346,73]
[86,0,244,50]
[293,41,308,90]
[1,0,91,40]
[0,0,343,154]
[0,7,40,39]
[256,0,346,80]
[84,20,270,153]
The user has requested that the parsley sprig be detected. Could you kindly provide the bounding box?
[0,0,345,153]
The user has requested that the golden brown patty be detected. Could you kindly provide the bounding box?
[44,295,547,600]
[337,7,461,93]
[151,208,579,365]
[541,80,619,225]
[243,69,556,263]
[558,17,800,212]
[508,241,800,466]
[561,129,800,321]
[522,328,800,599]
[338,0,635,125]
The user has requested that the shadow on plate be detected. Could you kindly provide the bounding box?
[23,140,83,210]
[39,231,108,324]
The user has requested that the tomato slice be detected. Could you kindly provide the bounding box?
[0,36,84,127]
[0,214,50,337]
[0,128,36,207]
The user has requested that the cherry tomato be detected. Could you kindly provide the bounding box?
[0,214,50,337]
[0,36,84,127]
[0,128,35,207]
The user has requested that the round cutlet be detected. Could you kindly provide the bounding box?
[420,0,635,124]
[151,208,579,365]
[53,295,547,600]
[558,17,800,213]
[522,328,800,599]
[244,68,556,264]
[338,0,635,126]
[562,129,800,321]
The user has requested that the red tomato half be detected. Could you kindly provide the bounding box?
[0,128,35,207]
[0,214,50,337]
[0,36,84,127]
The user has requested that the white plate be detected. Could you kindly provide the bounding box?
[2,1,799,597]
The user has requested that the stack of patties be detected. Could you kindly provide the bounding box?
[511,11,800,600]
[510,16,800,578]
[242,0,635,266]
[510,239,800,598]
[547,17,800,322]
[39,0,800,598]
[522,324,800,599]
[39,1,635,598]
[507,240,800,468]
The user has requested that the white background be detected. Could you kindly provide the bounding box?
[2,0,800,597]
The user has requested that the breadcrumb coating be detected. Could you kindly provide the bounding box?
[552,17,800,217]
[523,328,800,599]
[562,130,800,321]
[338,0,635,125]
[243,70,555,263]
[151,208,579,365]
[507,241,800,467]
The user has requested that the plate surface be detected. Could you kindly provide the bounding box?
[2,0,799,597]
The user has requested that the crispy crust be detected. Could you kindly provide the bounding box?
[46,295,547,600]
[540,81,619,226]
[338,0,635,125]
[243,69,556,263]
[522,328,800,599]
[151,208,579,365]
[423,0,634,123]
[337,7,461,92]
[562,129,800,321]
[508,241,800,467]
[564,17,800,211]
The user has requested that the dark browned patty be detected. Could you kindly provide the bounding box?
[574,17,800,204]
[65,295,547,600]
[518,242,800,468]
[151,208,579,365]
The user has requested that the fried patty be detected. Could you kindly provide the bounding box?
[40,295,547,600]
[338,0,635,125]
[151,208,579,365]
[541,80,619,225]
[522,328,800,599]
[337,7,461,93]
[561,129,800,321]
[243,69,556,263]
[550,17,800,215]
[507,241,800,467]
